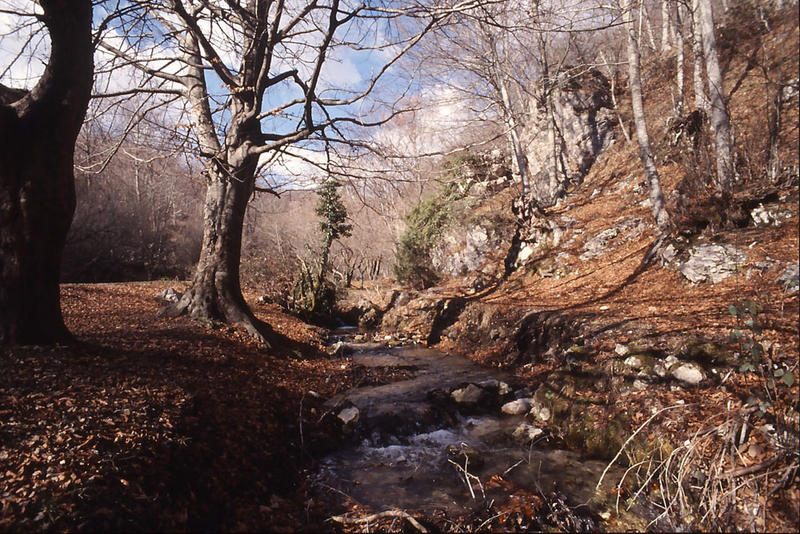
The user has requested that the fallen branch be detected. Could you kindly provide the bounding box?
[330,510,428,533]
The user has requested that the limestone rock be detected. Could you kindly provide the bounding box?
[337,406,360,425]
[501,398,532,415]
[524,69,615,207]
[679,244,746,283]
[157,287,181,303]
[751,203,791,227]
[512,422,544,442]
[670,362,706,385]
[451,384,484,404]
[530,403,551,422]
[776,264,799,293]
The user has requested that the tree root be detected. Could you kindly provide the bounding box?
[157,288,272,349]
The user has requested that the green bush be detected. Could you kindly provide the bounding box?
[394,182,464,288]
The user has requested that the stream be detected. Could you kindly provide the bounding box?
[313,337,657,530]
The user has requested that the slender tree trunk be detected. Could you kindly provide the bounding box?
[698,0,735,193]
[599,51,632,143]
[691,0,710,112]
[661,1,673,52]
[0,2,93,345]
[675,1,686,117]
[624,0,671,231]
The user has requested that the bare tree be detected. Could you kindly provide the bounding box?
[0,1,93,345]
[622,0,670,230]
[95,0,480,344]
[674,0,685,117]
[690,0,710,112]
[697,0,734,194]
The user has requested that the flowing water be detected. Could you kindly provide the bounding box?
[314,343,651,526]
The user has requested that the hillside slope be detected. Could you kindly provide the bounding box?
[362,5,799,531]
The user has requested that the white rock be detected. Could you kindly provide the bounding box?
[501,398,532,415]
[451,384,483,404]
[633,379,648,390]
[530,404,551,422]
[337,406,360,425]
[615,344,630,356]
[624,355,643,368]
[512,422,544,442]
[679,244,747,284]
[671,362,706,385]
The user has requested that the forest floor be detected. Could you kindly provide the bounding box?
[0,281,371,532]
[1,265,797,531]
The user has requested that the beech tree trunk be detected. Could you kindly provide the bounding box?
[623,0,671,231]
[674,1,686,117]
[0,1,93,345]
[691,0,710,112]
[160,33,272,345]
[698,0,735,193]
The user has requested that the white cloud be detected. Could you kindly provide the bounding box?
[0,1,48,89]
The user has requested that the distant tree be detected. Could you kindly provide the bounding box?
[315,179,353,274]
[690,0,711,112]
[622,0,671,231]
[0,1,93,345]
[697,0,735,195]
[290,179,352,317]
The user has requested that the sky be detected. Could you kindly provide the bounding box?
[0,0,484,190]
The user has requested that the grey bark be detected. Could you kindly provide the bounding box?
[698,0,735,193]
[675,1,686,117]
[0,1,93,345]
[691,0,710,112]
[623,0,671,231]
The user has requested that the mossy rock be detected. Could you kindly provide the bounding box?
[679,339,733,365]
[564,411,630,461]
[622,352,658,375]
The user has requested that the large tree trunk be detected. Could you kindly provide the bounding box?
[0,2,93,345]
[698,0,735,194]
[170,158,273,345]
[159,33,273,346]
[624,0,671,231]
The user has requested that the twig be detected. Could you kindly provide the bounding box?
[330,510,428,533]
[597,403,691,489]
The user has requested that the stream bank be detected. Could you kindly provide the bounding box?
[309,335,661,532]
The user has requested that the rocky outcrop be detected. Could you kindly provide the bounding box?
[524,69,616,208]
[679,243,747,283]
[379,291,466,344]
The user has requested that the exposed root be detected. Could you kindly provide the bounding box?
[157,287,272,348]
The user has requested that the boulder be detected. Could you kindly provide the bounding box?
[451,384,484,404]
[337,406,360,425]
[523,69,615,207]
[750,203,792,227]
[679,243,746,283]
[512,422,544,442]
[157,287,181,303]
[501,398,532,415]
[670,362,706,385]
